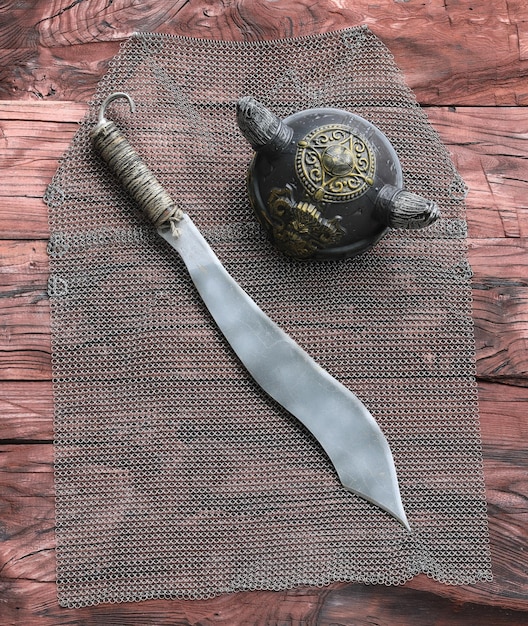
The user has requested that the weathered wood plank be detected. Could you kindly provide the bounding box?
[0,446,55,585]
[0,101,86,239]
[0,240,49,288]
[0,197,51,241]
[427,107,528,239]
[0,239,50,381]
[2,578,525,626]
[3,236,528,383]
[478,381,528,444]
[1,1,527,105]
[0,381,53,442]
[2,378,525,444]
[1,380,527,622]
[0,297,51,381]
[319,585,526,625]
[0,119,80,201]
[1,103,527,241]
[470,239,528,384]
[0,573,328,625]
[0,101,87,122]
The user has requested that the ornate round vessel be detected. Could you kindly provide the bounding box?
[236,97,440,260]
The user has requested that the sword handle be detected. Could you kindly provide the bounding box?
[90,92,183,231]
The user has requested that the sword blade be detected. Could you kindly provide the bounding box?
[159,215,410,530]
[90,92,410,530]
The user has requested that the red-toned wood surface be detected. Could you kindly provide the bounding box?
[1,2,527,624]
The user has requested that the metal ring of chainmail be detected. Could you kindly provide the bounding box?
[45,26,492,608]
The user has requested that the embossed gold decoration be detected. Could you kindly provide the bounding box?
[296,124,376,202]
[264,186,345,259]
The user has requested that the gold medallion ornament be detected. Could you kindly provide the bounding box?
[265,186,345,259]
[237,97,440,260]
[296,124,376,203]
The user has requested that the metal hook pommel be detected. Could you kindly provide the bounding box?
[97,92,136,126]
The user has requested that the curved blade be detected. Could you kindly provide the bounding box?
[159,215,410,530]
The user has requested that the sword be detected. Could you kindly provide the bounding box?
[90,92,411,531]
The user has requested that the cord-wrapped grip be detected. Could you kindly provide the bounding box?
[90,92,183,234]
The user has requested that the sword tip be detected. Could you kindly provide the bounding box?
[371,498,412,532]
[393,509,412,533]
[341,481,411,531]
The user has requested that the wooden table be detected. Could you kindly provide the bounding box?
[1,2,527,624]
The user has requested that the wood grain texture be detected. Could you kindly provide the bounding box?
[3,237,528,384]
[0,383,527,622]
[0,381,53,441]
[0,101,86,239]
[428,107,528,239]
[0,1,528,105]
[0,239,50,380]
[3,103,528,241]
[1,2,527,624]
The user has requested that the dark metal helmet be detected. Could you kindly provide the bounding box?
[237,97,440,260]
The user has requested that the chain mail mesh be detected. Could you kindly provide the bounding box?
[45,27,492,607]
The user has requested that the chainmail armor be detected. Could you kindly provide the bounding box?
[45,27,492,607]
